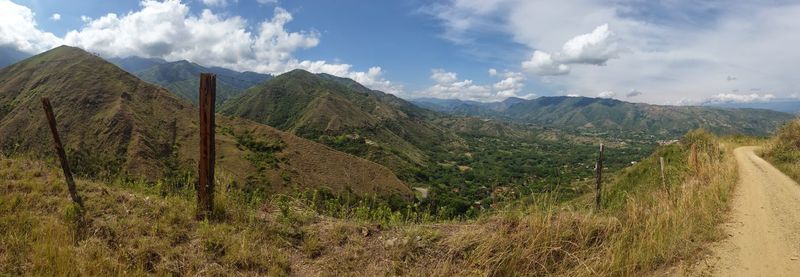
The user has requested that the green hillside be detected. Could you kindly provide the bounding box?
[0,46,410,199]
[415,96,792,138]
[132,60,272,104]
[220,69,461,178]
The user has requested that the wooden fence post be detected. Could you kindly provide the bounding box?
[690,143,699,172]
[660,156,669,197]
[41,97,83,208]
[594,143,605,211]
[197,73,216,220]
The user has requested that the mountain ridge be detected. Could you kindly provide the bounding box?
[0,45,411,198]
[413,96,793,137]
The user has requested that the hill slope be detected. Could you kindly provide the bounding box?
[220,69,460,176]
[414,96,792,138]
[0,46,410,198]
[129,60,272,104]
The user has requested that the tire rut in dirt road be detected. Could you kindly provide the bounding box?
[706,146,800,276]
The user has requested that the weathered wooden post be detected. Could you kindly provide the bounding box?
[197,73,216,220]
[594,143,605,211]
[690,143,699,172]
[41,97,83,208]
[660,156,669,197]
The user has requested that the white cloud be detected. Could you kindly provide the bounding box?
[704,93,776,104]
[426,0,800,104]
[520,24,620,76]
[256,0,277,4]
[558,24,620,65]
[493,71,527,98]
[420,68,532,101]
[431,68,458,84]
[423,69,492,100]
[0,0,398,95]
[488,68,497,76]
[19,0,400,94]
[521,50,569,76]
[597,91,616,98]
[0,0,61,53]
[50,13,61,21]
[201,0,231,6]
[625,89,642,97]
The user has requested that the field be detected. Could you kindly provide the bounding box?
[0,130,738,275]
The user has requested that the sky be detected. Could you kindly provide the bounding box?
[1,0,799,104]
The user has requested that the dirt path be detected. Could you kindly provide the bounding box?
[705,146,800,276]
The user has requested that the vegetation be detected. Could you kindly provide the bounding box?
[0,46,411,199]
[416,96,793,138]
[130,60,272,104]
[0,130,739,275]
[762,118,800,180]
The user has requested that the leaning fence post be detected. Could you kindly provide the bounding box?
[41,97,83,208]
[690,143,699,173]
[197,73,216,220]
[660,156,669,197]
[594,143,605,211]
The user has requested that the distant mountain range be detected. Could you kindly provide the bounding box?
[413,96,793,137]
[705,99,800,114]
[0,46,411,198]
[0,46,31,69]
[110,57,272,104]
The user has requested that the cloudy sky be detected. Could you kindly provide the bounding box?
[1,0,798,104]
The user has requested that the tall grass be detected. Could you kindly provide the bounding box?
[432,130,737,275]
[0,130,738,275]
[762,118,800,181]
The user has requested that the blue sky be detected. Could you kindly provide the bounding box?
[2,0,800,104]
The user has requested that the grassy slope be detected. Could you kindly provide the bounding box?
[0,46,411,198]
[220,69,461,179]
[762,118,800,180]
[0,130,737,275]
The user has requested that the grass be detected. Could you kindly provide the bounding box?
[762,118,800,181]
[0,130,739,275]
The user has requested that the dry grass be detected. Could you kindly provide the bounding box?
[0,130,738,276]
[762,118,800,181]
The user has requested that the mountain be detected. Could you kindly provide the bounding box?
[416,96,793,138]
[0,46,410,198]
[706,99,800,114]
[220,69,460,177]
[108,56,167,72]
[0,46,31,69]
[124,60,272,104]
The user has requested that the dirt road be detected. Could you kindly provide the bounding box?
[707,146,800,276]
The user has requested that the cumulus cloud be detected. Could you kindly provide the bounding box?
[201,0,231,6]
[427,0,800,104]
[17,0,400,94]
[50,13,61,21]
[520,24,620,76]
[493,71,530,98]
[625,89,642,97]
[558,24,620,65]
[424,69,492,100]
[521,50,569,75]
[488,68,497,76]
[0,0,61,53]
[597,91,616,98]
[704,93,776,104]
[421,69,532,101]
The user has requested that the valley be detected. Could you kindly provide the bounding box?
[0,45,797,276]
